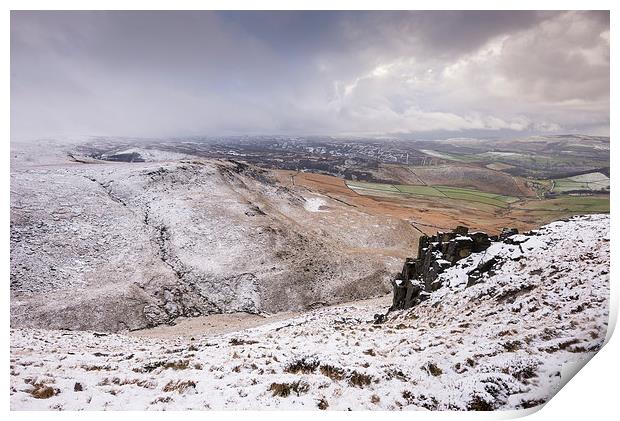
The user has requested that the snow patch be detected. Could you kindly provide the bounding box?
[304,197,328,213]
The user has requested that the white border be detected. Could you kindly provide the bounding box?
[3,1,616,420]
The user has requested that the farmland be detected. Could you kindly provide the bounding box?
[345,178,609,225]
[551,172,610,193]
[347,181,519,209]
[414,135,609,179]
[518,196,610,214]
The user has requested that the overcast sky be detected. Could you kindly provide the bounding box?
[11,10,610,140]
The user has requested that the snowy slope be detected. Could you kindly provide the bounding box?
[11,149,417,332]
[10,215,609,410]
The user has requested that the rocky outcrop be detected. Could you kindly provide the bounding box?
[390,226,513,310]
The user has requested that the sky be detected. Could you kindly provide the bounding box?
[11,10,610,140]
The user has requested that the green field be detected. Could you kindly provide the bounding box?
[434,186,518,201]
[552,179,590,193]
[393,184,446,197]
[435,187,518,208]
[346,181,519,208]
[520,196,610,213]
[346,179,609,216]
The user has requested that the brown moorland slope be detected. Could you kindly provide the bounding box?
[273,169,600,236]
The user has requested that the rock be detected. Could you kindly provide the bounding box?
[445,237,473,263]
[417,236,429,257]
[390,225,495,310]
[453,225,469,236]
[429,278,443,292]
[404,280,424,305]
[500,228,519,240]
[390,278,408,310]
[401,258,417,281]
[470,232,492,252]
[373,313,386,324]
[74,382,83,392]
[505,234,529,245]
[467,257,501,288]
[418,291,431,302]
[390,278,425,310]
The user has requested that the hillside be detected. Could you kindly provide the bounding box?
[10,215,609,410]
[11,143,418,332]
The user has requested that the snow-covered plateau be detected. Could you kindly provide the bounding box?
[10,215,610,411]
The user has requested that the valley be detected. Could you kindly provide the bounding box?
[9,135,611,411]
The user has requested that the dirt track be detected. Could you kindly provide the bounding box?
[130,295,391,340]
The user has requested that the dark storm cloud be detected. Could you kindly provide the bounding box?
[10,10,610,139]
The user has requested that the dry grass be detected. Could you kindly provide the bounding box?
[285,357,319,374]
[385,368,409,382]
[423,363,443,377]
[402,391,439,410]
[81,364,115,371]
[133,359,190,373]
[502,340,522,352]
[269,381,310,397]
[163,380,197,394]
[320,364,345,381]
[348,371,373,388]
[150,396,173,404]
[229,338,259,346]
[30,384,59,399]
[467,394,494,411]
[98,377,157,389]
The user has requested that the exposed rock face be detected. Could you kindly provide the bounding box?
[390,226,508,310]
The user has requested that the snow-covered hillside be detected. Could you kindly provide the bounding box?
[11,143,418,332]
[10,215,609,410]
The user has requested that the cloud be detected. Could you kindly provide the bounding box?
[10,11,609,140]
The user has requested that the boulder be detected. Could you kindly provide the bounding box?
[500,228,519,240]
[373,313,386,324]
[470,232,492,252]
[454,225,469,236]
